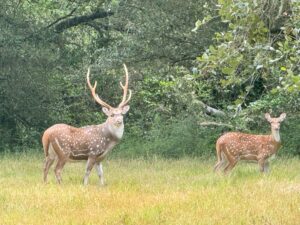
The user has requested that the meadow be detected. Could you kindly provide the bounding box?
[0,152,300,225]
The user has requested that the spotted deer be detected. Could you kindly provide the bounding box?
[42,64,132,185]
[214,113,286,173]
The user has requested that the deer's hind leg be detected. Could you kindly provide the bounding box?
[54,158,67,184]
[43,143,57,183]
[223,160,238,173]
[51,139,68,184]
[222,151,238,174]
[214,152,227,172]
[214,143,228,172]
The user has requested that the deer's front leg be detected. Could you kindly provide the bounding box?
[258,158,267,173]
[263,160,270,173]
[83,157,96,185]
[95,162,105,185]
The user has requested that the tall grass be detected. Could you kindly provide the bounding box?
[0,152,300,224]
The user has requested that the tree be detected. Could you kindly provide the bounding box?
[192,0,299,110]
[0,0,113,148]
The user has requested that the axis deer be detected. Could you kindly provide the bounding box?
[214,113,286,173]
[42,64,132,185]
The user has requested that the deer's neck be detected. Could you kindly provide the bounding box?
[104,121,124,140]
[271,129,281,143]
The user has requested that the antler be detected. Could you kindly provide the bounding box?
[118,64,132,107]
[86,67,113,109]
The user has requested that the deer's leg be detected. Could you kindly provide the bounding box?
[264,161,270,173]
[223,153,238,174]
[214,152,227,172]
[214,144,227,172]
[83,157,96,185]
[214,161,223,172]
[258,158,268,173]
[54,159,67,184]
[43,143,57,183]
[44,157,55,183]
[223,160,238,174]
[95,162,105,185]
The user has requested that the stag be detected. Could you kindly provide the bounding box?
[42,64,132,185]
[214,113,286,173]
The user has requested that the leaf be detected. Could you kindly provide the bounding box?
[280,67,287,71]
[221,67,235,75]
[234,99,243,105]
[256,65,263,70]
[191,20,202,32]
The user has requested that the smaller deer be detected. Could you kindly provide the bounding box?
[214,113,286,173]
[42,64,132,185]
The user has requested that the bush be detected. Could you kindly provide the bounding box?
[113,116,225,158]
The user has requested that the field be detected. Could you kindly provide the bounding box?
[0,153,300,225]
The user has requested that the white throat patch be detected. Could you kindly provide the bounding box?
[107,123,124,140]
[272,130,281,142]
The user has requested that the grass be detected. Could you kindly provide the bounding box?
[0,152,300,225]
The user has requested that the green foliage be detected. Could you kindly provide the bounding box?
[0,0,299,157]
[94,0,222,67]
[195,0,299,108]
[114,116,224,158]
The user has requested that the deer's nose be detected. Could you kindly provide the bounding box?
[116,118,123,124]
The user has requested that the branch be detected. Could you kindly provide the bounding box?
[193,99,226,117]
[204,105,226,117]
[198,121,234,128]
[55,10,114,33]
[46,8,78,30]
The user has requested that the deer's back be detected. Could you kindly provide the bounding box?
[43,124,79,138]
[43,124,92,150]
[43,123,116,159]
[218,131,271,141]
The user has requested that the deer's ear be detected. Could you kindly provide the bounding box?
[121,105,130,114]
[279,113,286,122]
[102,107,112,116]
[265,113,272,122]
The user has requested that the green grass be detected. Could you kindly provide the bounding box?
[0,153,300,225]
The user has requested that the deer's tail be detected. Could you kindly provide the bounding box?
[214,140,225,172]
[216,141,222,163]
[42,131,50,157]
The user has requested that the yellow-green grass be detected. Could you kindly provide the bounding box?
[0,153,300,225]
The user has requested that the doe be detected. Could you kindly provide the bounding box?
[214,113,286,173]
[42,64,132,185]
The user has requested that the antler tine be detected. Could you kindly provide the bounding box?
[122,89,132,106]
[119,64,132,107]
[86,67,113,109]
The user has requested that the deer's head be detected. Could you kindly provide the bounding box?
[265,113,286,141]
[87,64,132,129]
[265,113,286,131]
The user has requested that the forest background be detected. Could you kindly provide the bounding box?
[1,0,299,157]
